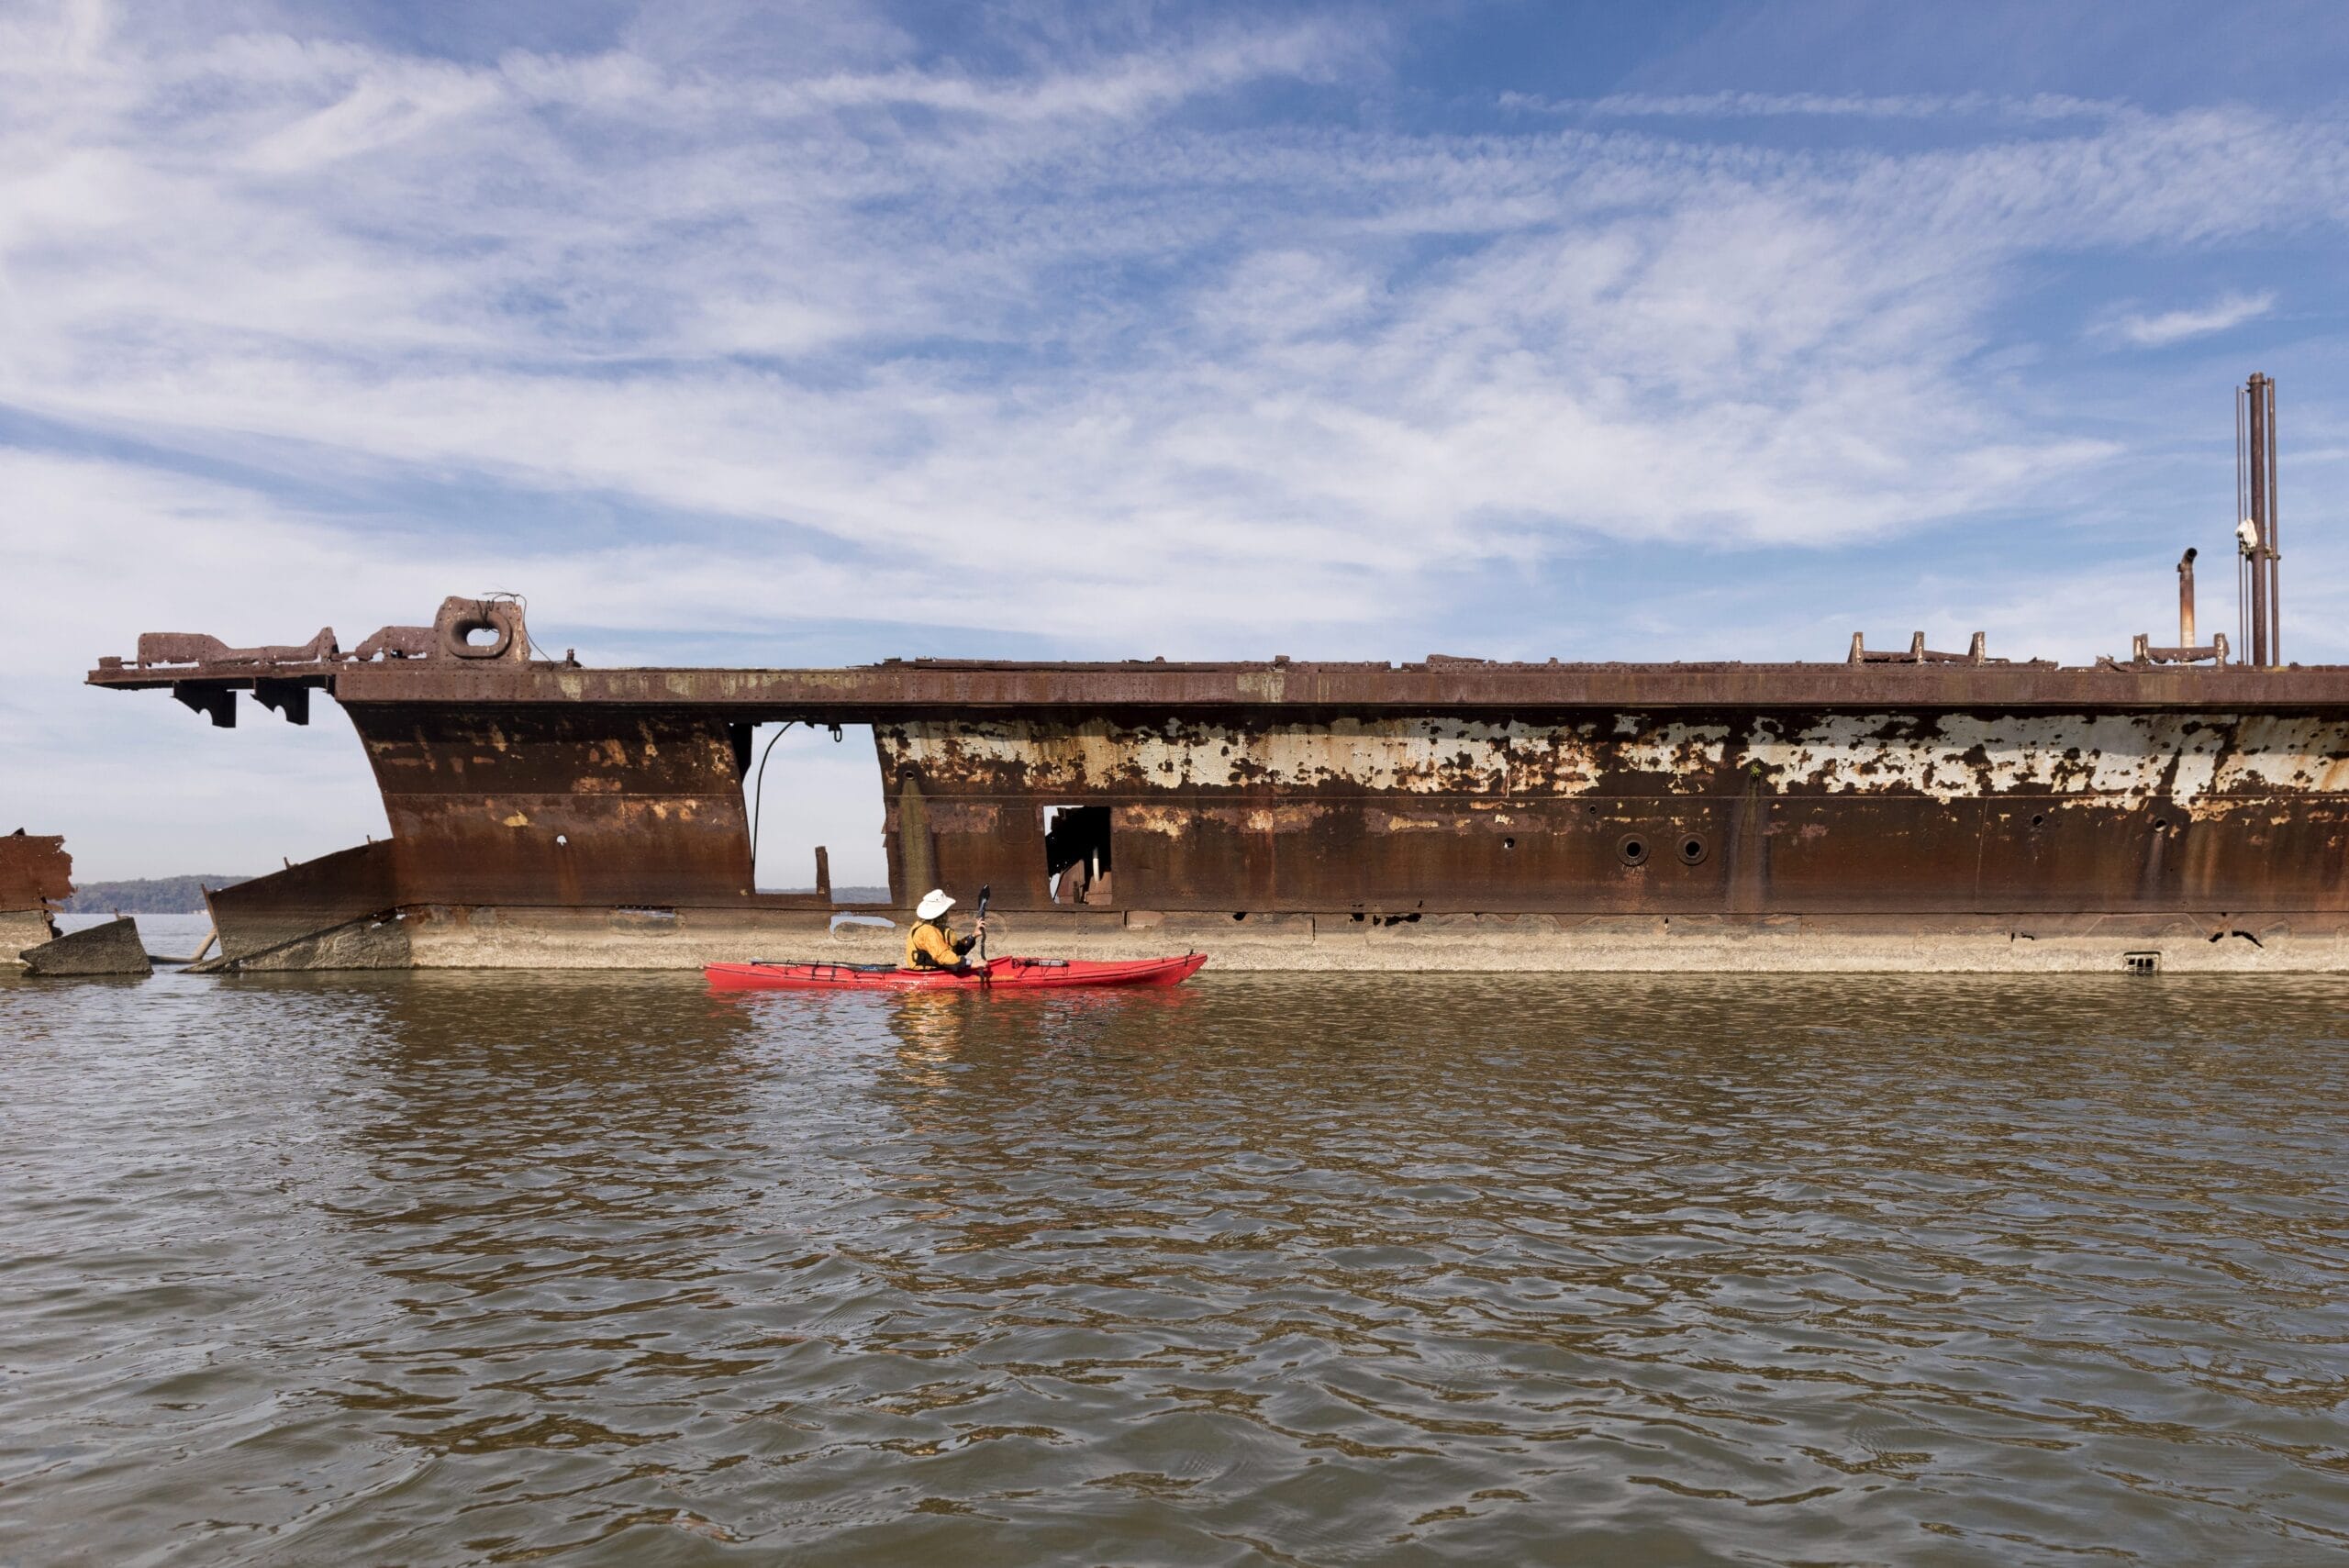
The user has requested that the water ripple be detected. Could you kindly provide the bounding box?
[3,969,2347,1564]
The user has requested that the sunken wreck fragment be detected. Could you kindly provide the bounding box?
[3,832,150,976]
[83,379,2343,973]
[1,830,71,963]
[21,917,152,978]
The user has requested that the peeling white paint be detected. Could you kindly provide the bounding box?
[2211,716,2349,795]
[879,714,2349,803]
[886,717,1724,795]
[1617,726,1731,777]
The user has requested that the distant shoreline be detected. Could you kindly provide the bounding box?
[61,876,250,915]
[60,877,894,914]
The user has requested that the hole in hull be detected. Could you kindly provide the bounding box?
[1044,804,1113,906]
[746,723,884,897]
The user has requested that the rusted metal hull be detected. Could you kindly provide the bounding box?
[205,841,400,963]
[0,832,72,915]
[347,705,751,907]
[84,607,2349,970]
[880,712,2349,916]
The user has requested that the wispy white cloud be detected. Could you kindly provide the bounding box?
[4,11,2339,597]
[16,31,2315,593]
[1508,89,2123,123]
[2104,290,2277,348]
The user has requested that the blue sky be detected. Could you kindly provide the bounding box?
[5,0,2346,883]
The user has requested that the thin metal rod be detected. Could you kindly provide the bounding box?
[2266,377,2281,664]
[748,721,797,876]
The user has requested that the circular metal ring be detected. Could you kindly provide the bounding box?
[435,597,523,660]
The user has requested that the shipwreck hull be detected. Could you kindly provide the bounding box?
[85,607,2349,972]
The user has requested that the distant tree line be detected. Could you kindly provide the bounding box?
[61,876,250,914]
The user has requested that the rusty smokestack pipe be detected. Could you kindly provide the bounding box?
[2177,548,2197,651]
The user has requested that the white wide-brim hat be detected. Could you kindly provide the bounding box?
[915,889,955,920]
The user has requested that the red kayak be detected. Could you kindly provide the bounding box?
[706,953,1207,992]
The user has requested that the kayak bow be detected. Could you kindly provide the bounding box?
[706,952,1207,992]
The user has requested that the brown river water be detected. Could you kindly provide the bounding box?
[5,943,2348,1565]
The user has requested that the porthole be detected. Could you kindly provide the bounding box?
[1618,835,1650,867]
[1677,834,1709,866]
[2029,813,2045,829]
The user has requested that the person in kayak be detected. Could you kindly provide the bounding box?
[905,888,986,970]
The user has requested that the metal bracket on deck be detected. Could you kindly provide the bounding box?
[1850,631,1995,665]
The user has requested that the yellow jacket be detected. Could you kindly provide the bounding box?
[905,917,975,970]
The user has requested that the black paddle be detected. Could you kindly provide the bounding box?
[974,884,991,967]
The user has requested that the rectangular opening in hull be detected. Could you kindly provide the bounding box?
[1043,805,1113,906]
[744,723,886,898]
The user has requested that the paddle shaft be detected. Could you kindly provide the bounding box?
[975,884,991,964]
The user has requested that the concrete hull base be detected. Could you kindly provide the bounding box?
[193,905,2349,975]
[4,908,61,966]
[18,916,152,977]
